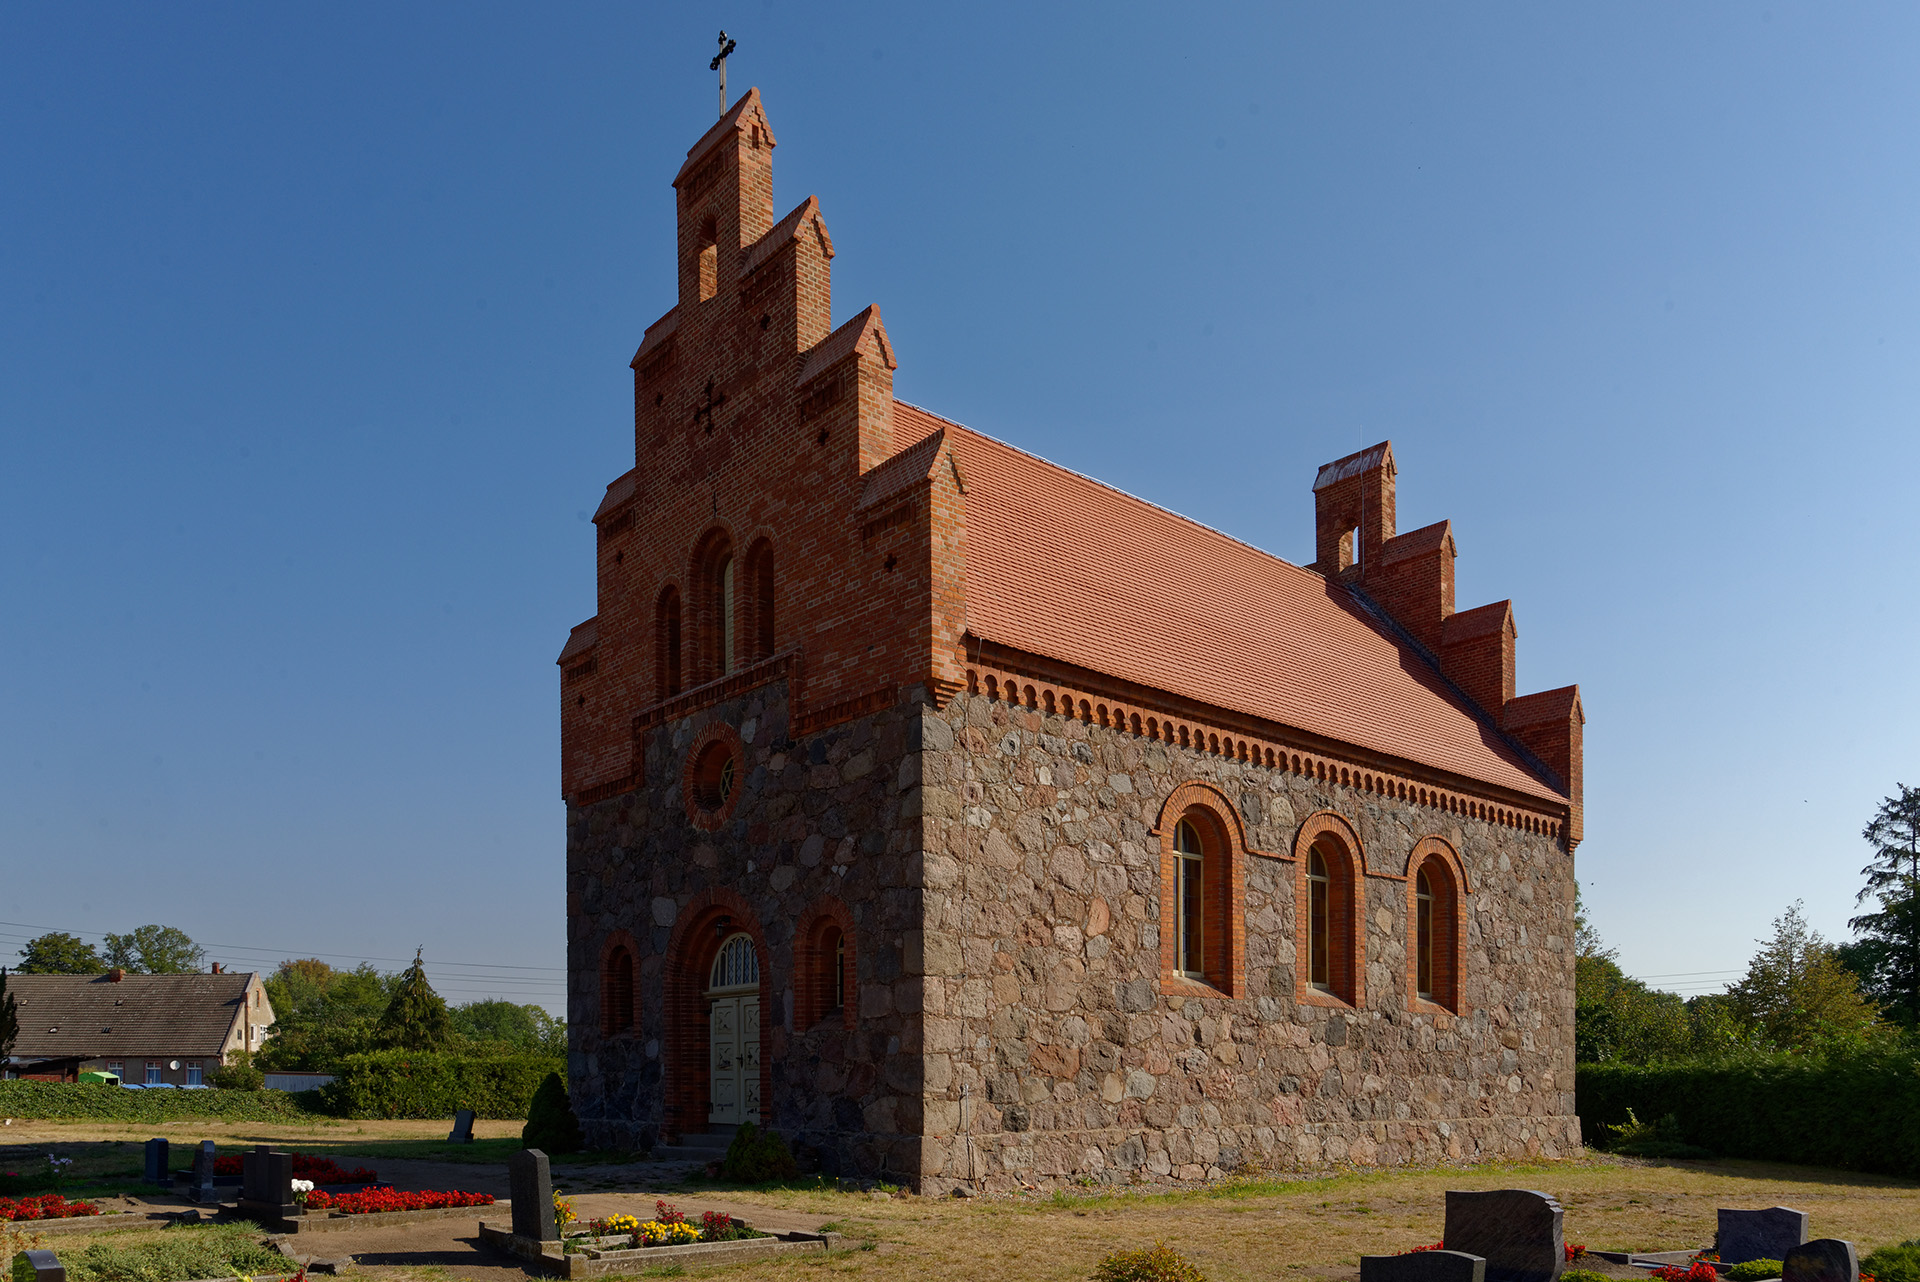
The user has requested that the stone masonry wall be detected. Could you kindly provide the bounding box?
[913,692,1579,1194]
[567,681,929,1179]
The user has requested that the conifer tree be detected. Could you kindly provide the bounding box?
[373,949,452,1051]
[1728,902,1882,1049]
[1846,784,1920,1028]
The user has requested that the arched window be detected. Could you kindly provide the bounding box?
[1306,847,1331,992]
[1175,819,1205,979]
[601,943,634,1036]
[692,530,736,682]
[1293,816,1364,1006]
[796,901,856,1030]
[718,554,735,674]
[709,933,759,991]
[656,585,682,698]
[1157,788,1244,995]
[1406,841,1463,1012]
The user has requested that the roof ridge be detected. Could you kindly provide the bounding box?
[895,400,1316,581]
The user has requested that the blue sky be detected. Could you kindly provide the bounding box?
[2,3,1915,1012]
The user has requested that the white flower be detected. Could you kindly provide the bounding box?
[291,1179,315,1193]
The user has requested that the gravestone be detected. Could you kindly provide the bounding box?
[1362,1251,1488,1282]
[448,1109,476,1144]
[508,1148,557,1243]
[22,1249,66,1282]
[1719,1207,1809,1265]
[1444,1189,1565,1282]
[238,1144,298,1222]
[187,1140,219,1203]
[142,1138,171,1186]
[1783,1240,1859,1282]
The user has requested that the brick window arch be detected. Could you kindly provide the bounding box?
[691,528,736,682]
[1293,811,1366,1007]
[1156,782,1247,996]
[1406,837,1468,1014]
[695,213,718,302]
[796,897,856,1031]
[656,584,682,698]
[743,537,776,662]
[600,934,638,1036]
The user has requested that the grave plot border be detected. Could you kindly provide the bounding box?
[477,1221,845,1278]
[278,1201,508,1233]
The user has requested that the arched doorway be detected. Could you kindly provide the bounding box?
[706,932,761,1126]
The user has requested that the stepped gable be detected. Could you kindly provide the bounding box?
[890,401,1562,801]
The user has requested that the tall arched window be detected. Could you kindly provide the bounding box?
[692,530,736,682]
[1157,788,1245,995]
[656,586,682,698]
[718,553,735,674]
[796,900,856,1031]
[1307,847,1331,991]
[1293,814,1364,1006]
[601,943,634,1036]
[1406,840,1463,1012]
[1175,819,1205,979]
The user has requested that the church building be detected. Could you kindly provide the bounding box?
[559,90,1585,1191]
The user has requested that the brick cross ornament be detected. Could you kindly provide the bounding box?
[692,377,726,435]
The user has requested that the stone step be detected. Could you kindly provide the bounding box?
[651,1130,737,1161]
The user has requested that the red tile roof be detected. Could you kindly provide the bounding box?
[891,402,1563,801]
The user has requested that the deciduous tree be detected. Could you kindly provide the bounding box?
[103,924,206,974]
[17,932,103,974]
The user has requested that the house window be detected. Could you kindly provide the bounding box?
[1175,819,1205,979]
[107,1061,123,1078]
[185,1062,203,1086]
[145,1062,163,1084]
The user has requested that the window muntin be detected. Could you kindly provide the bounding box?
[1415,868,1434,999]
[185,1062,203,1086]
[709,932,759,992]
[1307,847,1331,991]
[1175,819,1205,979]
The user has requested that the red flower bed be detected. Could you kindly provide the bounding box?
[305,1188,493,1214]
[211,1154,379,1184]
[1652,1265,1719,1282]
[0,1194,102,1221]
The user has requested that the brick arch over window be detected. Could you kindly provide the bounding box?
[1292,811,1366,1008]
[599,929,641,1037]
[655,583,683,699]
[1154,781,1248,997]
[662,887,771,1141]
[690,526,737,683]
[1405,836,1469,1015]
[742,537,776,662]
[795,896,856,1031]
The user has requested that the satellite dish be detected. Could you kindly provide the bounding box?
[169,1060,181,1071]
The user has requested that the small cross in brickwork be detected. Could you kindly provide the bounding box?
[710,31,737,119]
[692,377,726,435]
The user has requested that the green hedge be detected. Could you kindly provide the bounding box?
[1577,1050,1920,1176]
[314,1051,563,1119]
[0,1080,326,1122]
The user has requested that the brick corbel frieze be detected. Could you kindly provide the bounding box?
[961,635,1571,847]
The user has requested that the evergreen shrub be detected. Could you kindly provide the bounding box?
[521,1072,585,1153]
[719,1122,797,1182]
[1724,1261,1782,1280]
[315,1051,562,1119]
[1862,1242,1920,1282]
[1577,1050,1920,1176]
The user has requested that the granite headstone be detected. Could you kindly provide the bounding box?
[188,1140,219,1204]
[1719,1208,1809,1265]
[508,1148,556,1243]
[448,1109,476,1144]
[1362,1251,1488,1282]
[22,1249,66,1282]
[1444,1190,1565,1282]
[1784,1240,1859,1282]
[142,1138,171,1187]
[239,1145,298,1221]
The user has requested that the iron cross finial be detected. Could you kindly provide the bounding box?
[710,31,738,119]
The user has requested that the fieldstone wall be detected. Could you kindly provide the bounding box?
[566,680,929,1179]
[912,692,1580,1193]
